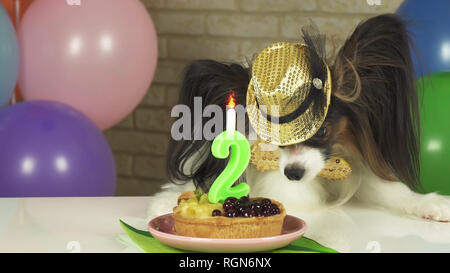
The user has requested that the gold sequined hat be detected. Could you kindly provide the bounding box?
[247,30,332,146]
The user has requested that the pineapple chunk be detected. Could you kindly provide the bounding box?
[177,192,223,218]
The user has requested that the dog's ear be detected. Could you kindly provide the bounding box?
[331,14,420,189]
[166,60,251,192]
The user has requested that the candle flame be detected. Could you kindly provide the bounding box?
[227,90,236,108]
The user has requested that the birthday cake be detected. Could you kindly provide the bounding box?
[173,190,286,238]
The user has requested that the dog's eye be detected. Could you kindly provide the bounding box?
[314,127,327,138]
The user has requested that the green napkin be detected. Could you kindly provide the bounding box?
[119,220,338,253]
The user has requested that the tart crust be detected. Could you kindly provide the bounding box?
[173,194,286,239]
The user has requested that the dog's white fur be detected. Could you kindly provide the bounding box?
[147,143,450,223]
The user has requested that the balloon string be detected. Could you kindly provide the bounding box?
[15,0,20,25]
[11,0,20,105]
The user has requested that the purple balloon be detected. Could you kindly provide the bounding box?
[0,101,116,197]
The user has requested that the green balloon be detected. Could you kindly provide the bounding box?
[418,72,450,195]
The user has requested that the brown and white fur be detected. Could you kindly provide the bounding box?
[147,14,450,222]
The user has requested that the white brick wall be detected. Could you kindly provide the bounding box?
[108,0,404,196]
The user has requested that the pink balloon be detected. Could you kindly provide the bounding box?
[18,0,157,130]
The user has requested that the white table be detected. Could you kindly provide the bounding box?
[0,197,449,253]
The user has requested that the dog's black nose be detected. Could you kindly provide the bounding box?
[284,166,305,181]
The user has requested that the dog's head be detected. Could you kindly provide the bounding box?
[278,14,421,188]
[278,104,349,183]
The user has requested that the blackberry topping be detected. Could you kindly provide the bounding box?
[255,208,263,217]
[271,207,281,215]
[263,210,272,217]
[240,196,250,204]
[224,210,237,218]
[242,209,254,217]
[225,197,238,204]
[236,206,245,216]
[212,209,222,217]
[220,197,281,218]
[262,204,271,211]
[223,202,234,211]
[250,201,261,210]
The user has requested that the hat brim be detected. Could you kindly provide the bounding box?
[246,69,331,146]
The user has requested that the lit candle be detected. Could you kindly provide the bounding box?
[226,91,236,132]
[208,91,250,204]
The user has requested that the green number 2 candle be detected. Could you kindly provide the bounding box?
[208,131,251,204]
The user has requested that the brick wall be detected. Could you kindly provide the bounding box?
[107,0,404,196]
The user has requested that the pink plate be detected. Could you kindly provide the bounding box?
[148,213,307,253]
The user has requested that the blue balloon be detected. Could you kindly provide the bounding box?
[397,0,450,77]
[0,5,19,108]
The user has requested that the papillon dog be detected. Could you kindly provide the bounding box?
[147,14,450,222]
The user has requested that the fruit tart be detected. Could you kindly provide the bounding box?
[173,190,286,239]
